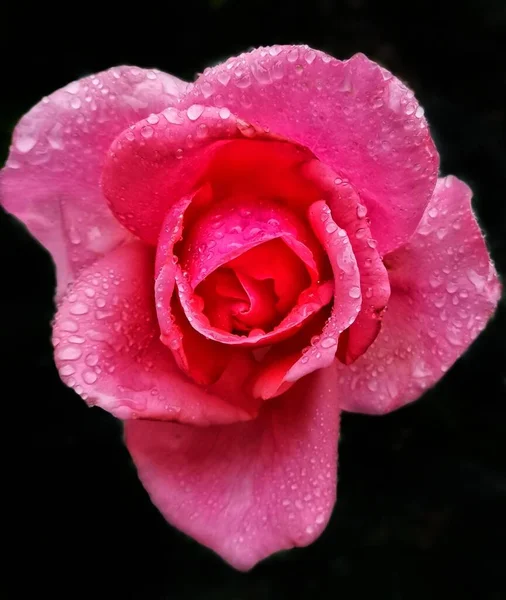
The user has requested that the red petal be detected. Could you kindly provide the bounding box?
[102,107,282,245]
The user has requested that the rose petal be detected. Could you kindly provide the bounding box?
[1,67,187,297]
[301,160,391,363]
[180,195,323,289]
[125,366,341,571]
[102,107,281,244]
[250,202,363,399]
[284,201,362,381]
[181,46,439,254]
[175,263,333,348]
[337,176,501,414]
[250,307,331,400]
[204,138,318,211]
[53,241,252,425]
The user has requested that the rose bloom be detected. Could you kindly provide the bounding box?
[1,45,500,570]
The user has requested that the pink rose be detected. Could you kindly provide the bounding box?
[1,46,500,570]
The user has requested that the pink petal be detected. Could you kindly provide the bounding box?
[181,46,439,254]
[249,202,363,400]
[152,188,238,386]
[250,307,331,400]
[1,67,187,297]
[283,201,362,381]
[179,195,322,289]
[125,366,341,571]
[337,176,501,414]
[174,262,333,348]
[53,241,252,425]
[301,160,391,363]
[102,107,280,245]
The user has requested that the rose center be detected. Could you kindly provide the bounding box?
[195,238,311,336]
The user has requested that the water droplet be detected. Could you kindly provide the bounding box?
[428,207,438,218]
[83,370,98,384]
[66,81,80,94]
[200,81,213,98]
[467,269,486,292]
[415,106,425,118]
[315,513,325,525]
[175,148,183,159]
[321,337,337,349]
[68,335,85,344]
[163,108,184,125]
[187,104,205,121]
[141,126,153,139]
[60,320,78,332]
[325,222,338,234]
[349,286,361,299]
[355,227,366,239]
[367,379,378,391]
[85,353,99,367]
[356,204,367,218]
[59,365,75,376]
[146,113,159,125]
[217,71,231,86]
[16,133,37,153]
[367,239,377,249]
[56,346,82,361]
[446,281,458,294]
[70,97,81,109]
[219,107,231,120]
[287,49,299,63]
[70,302,89,315]
[305,50,316,64]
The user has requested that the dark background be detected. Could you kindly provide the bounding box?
[2,1,506,598]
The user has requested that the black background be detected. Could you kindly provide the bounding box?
[2,1,506,598]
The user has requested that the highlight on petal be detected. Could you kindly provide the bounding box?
[53,241,253,425]
[1,66,187,297]
[181,45,439,254]
[337,176,501,414]
[125,366,341,571]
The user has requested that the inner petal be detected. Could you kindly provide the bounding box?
[195,238,312,336]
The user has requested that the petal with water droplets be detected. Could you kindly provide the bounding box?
[181,46,439,254]
[337,176,501,414]
[1,66,187,297]
[53,241,253,424]
[125,366,340,571]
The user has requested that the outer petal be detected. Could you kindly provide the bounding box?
[181,46,439,254]
[53,241,251,425]
[125,366,341,571]
[337,176,501,414]
[1,67,187,297]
